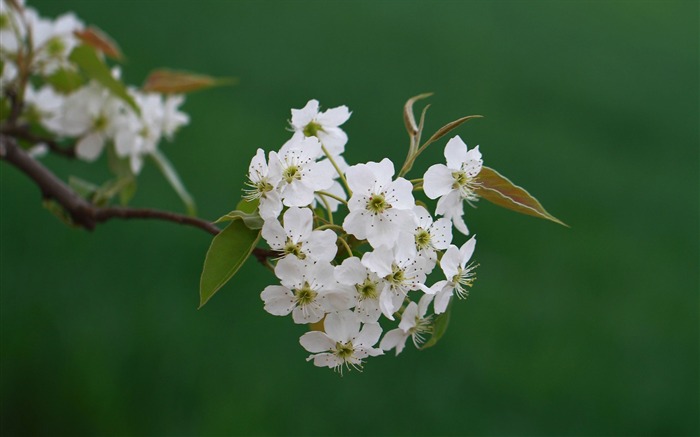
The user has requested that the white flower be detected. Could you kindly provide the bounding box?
[423,135,483,235]
[27,9,83,74]
[335,256,383,323]
[343,158,415,249]
[361,240,430,320]
[299,310,382,373]
[409,205,452,267]
[429,235,478,314]
[41,82,124,161]
[161,95,189,140]
[268,135,334,207]
[261,207,337,263]
[0,0,26,55]
[290,99,351,157]
[243,148,283,220]
[380,294,434,355]
[260,256,352,324]
[24,84,64,124]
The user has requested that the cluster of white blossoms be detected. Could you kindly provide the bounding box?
[1,0,189,174]
[252,100,483,373]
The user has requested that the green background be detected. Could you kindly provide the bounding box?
[2,0,698,435]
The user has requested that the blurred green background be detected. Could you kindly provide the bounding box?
[1,0,698,435]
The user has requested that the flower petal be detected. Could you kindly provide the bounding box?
[444,135,468,170]
[423,164,454,200]
[299,331,335,353]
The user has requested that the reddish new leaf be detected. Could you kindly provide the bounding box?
[74,27,123,60]
[143,69,236,94]
[475,166,568,227]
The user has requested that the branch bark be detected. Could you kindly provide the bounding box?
[1,134,271,263]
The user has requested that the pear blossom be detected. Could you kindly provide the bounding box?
[40,81,123,161]
[0,0,26,55]
[113,90,189,174]
[343,158,415,249]
[261,256,352,324]
[268,135,334,207]
[335,257,383,323]
[261,207,337,263]
[408,205,452,267]
[243,148,283,220]
[423,135,483,235]
[361,240,430,320]
[27,9,83,74]
[299,310,382,372]
[429,236,478,314]
[290,99,351,157]
[380,294,434,355]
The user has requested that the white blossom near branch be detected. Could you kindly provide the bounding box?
[261,207,338,263]
[290,99,351,157]
[380,294,434,355]
[427,235,478,314]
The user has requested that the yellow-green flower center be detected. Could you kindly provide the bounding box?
[303,121,322,137]
[386,264,404,285]
[451,171,470,189]
[283,165,301,183]
[355,278,378,300]
[294,282,317,306]
[46,37,66,57]
[334,341,354,359]
[366,194,388,214]
[284,238,305,260]
[415,229,431,249]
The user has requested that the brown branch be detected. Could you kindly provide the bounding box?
[0,134,272,260]
[1,124,77,158]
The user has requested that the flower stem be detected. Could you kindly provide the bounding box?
[338,236,354,258]
[317,194,334,224]
[315,223,345,232]
[321,145,352,197]
[316,190,348,205]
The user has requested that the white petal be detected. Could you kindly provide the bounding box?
[292,304,325,324]
[444,135,468,170]
[274,256,304,287]
[258,192,283,221]
[343,210,369,240]
[299,331,335,353]
[361,247,393,277]
[417,293,434,317]
[423,164,455,199]
[325,310,360,342]
[452,215,470,236]
[345,163,377,195]
[75,131,104,161]
[433,283,454,314]
[464,145,483,177]
[316,128,347,156]
[385,177,415,210]
[283,207,312,242]
[459,235,477,267]
[261,218,287,250]
[335,257,367,285]
[398,302,419,332]
[260,285,294,316]
[379,328,409,356]
[412,205,432,229]
[430,217,453,250]
[440,245,461,279]
[304,229,337,263]
[291,99,319,128]
[317,105,351,127]
[355,322,382,348]
[311,353,342,368]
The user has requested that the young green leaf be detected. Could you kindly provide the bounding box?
[74,26,123,60]
[142,69,237,94]
[475,166,568,227]
[214,210,263,230]
[150,150,196,216]
[421,115,483,149]
[199,220,260,308]
[69,45,139,114]
[420,305,452,350]
[45,69,85,93]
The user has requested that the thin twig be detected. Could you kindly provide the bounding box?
[0,134,275,262]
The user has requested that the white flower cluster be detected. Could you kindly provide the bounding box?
[253,100,483,373]
[1,0,189,174]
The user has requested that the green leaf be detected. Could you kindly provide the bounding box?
[421,115,483,149]
[214,210,263,230]
[45,68,86,94]
[150,150,196,216]
[119,178,137,205]
[69,45,139,114]
[142,69,237,94]
[199,220,260,308]
[236,198,259,214]
[420,305,452,350]
[92,175,136,207]
[475,166,568,227]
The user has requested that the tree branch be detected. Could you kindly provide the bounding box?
[1,134,272,260]
[1,124,77,158]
